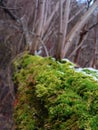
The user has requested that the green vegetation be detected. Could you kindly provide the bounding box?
[13,53,98,130]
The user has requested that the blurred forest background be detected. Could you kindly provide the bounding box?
[0,0,98,68]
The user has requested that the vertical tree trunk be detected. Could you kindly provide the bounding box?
[61,0,71,58]
[20,15,32,50]
[30,0,45,54]
[90,27,97,68]
[55,0,63,60]
[55,0,71,60]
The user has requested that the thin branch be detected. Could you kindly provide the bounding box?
[88,22,98,30]
[29,31,49,57]
[80,22,98,34]
[68,35,88,59]
[68,6,86,23]
[0,5,22,10]
[39,38,49,57]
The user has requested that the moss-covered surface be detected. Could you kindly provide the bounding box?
[13,53,98,130]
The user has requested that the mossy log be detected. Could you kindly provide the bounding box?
[12,53,98,130]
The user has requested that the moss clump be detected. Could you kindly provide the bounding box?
[13,53,98,130]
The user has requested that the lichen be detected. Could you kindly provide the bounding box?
[13,53,98,130]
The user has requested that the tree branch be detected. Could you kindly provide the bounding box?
[0,0,18,20]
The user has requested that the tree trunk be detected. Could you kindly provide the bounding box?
[55,0,71,60]
[30,0,45,54]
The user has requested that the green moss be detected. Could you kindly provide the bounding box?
[13,53,98,130]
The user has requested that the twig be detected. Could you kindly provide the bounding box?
[30,31,49,56]
[39,38,49,57]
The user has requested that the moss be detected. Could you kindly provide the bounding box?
[13,53,98,130]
